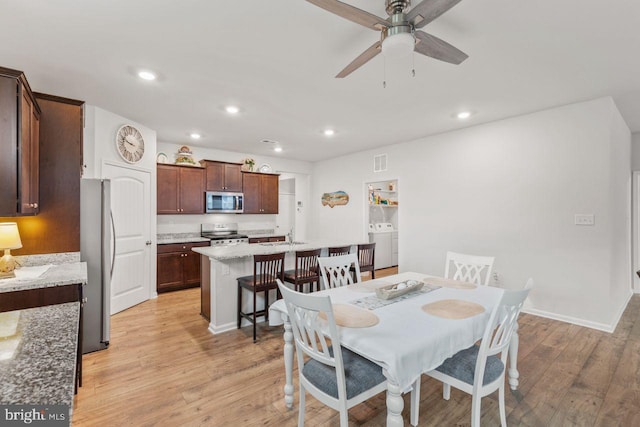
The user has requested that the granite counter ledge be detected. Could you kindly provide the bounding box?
[157,233,211,245]
[0,262,87,294]
[192,239,367,261]
[0,302,79,418]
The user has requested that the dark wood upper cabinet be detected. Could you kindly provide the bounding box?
[0,67,41,216]
[242,172,279,214]
[157,164,204,214]
[204,161,242,192]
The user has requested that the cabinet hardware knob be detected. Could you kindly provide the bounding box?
[146,241,152,245]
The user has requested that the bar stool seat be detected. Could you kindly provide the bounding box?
[237,252,285,342]
[284,249,321,293]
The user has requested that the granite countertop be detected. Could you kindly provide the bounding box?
[0,302,79,409]
[192,239,367,261]
[157,233,211,244]
[246,233,286,239]
[0,262,87,293]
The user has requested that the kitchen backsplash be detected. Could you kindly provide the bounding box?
[157,215,279,234]
[15,252,81,267]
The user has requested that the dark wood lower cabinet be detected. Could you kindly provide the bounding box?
[157,241,210,293]
[248,236,286,244]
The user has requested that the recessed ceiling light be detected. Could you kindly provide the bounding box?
[324,129,335,137]
[190,133,201,140]
[456,111,472,120]
[225,105,240,114]
[138,70,156,81]
[274,147,283,153]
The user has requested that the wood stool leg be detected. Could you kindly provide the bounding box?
[237,285,242,329]
[253,290,257,342]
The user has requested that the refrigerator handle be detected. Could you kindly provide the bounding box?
[110,212,116,278]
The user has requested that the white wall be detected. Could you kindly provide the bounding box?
[83,105,158,297]
[156,142,312,239]
[310,97,631,331]
[631,133,640,170]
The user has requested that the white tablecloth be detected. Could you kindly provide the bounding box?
[270,272,504,391]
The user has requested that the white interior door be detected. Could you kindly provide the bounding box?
[103,163,151,314]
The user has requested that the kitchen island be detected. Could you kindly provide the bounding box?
[193,240,366,334]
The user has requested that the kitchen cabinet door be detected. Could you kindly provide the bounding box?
[157,165,179,214]
[204,161,242,192]
[242,172,279,214]
[157,164,204,214]
[157,241,209,293]
[261,174,279,214]
[18,81,40,215]
[0,69,41,216]
[157,252,183,291]
[242,173,262,214]
[179,167,204,214]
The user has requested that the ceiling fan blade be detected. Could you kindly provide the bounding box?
[414,31,468,64]
[336,41,381,78]
[407,0,463,28]
[306,0,388,30]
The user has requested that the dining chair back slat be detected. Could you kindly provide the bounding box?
[318,254,361,290]
[444,251,495,286]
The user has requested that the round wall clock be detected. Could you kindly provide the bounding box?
[116,125,145,163]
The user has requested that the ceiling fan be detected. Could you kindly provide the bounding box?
[307,0,468,78]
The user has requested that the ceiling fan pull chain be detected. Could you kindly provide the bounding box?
[383,55,387,89]
[412,52,416,77]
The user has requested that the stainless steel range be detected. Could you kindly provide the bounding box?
[201,223,249,246]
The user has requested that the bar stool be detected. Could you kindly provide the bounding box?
[284,249,321,293]
[237,252,285,342]
[328,245,351,256]
[351,242,375,280]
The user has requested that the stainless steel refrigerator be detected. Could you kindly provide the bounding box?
[80,179,112,353]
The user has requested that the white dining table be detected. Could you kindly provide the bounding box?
[269,272,520,426]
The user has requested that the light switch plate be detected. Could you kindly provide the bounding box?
[575,214,595,226]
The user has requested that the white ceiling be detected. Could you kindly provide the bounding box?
[1,0,639,161]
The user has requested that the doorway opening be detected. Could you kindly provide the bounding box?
[365,179,399,276]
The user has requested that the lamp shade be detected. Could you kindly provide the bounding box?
[0,223,22,250]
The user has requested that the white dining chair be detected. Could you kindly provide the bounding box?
[444,251,495,286]
[317,253,361,290]
[277,281,387,427]
[410,285,531,427]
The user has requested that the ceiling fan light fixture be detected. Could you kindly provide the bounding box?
[381,32,415,58]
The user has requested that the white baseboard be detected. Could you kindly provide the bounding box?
[522,290,633,333]
[208,321,237,335]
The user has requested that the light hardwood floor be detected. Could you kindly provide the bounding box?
[73,270,640,426]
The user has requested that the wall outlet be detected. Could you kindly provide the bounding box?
[574,214,595,226]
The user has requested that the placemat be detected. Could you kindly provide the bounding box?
[319,304,379,328]
[423,277,477,290]
[422,299,485,319]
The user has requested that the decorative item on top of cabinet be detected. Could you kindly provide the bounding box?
[0,67,41,216]
[157,164,205,214]
[242,171,279,214]
[201,160,243,192]
[157,241,210,293]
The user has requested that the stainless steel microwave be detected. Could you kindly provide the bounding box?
[205,192,244,213]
